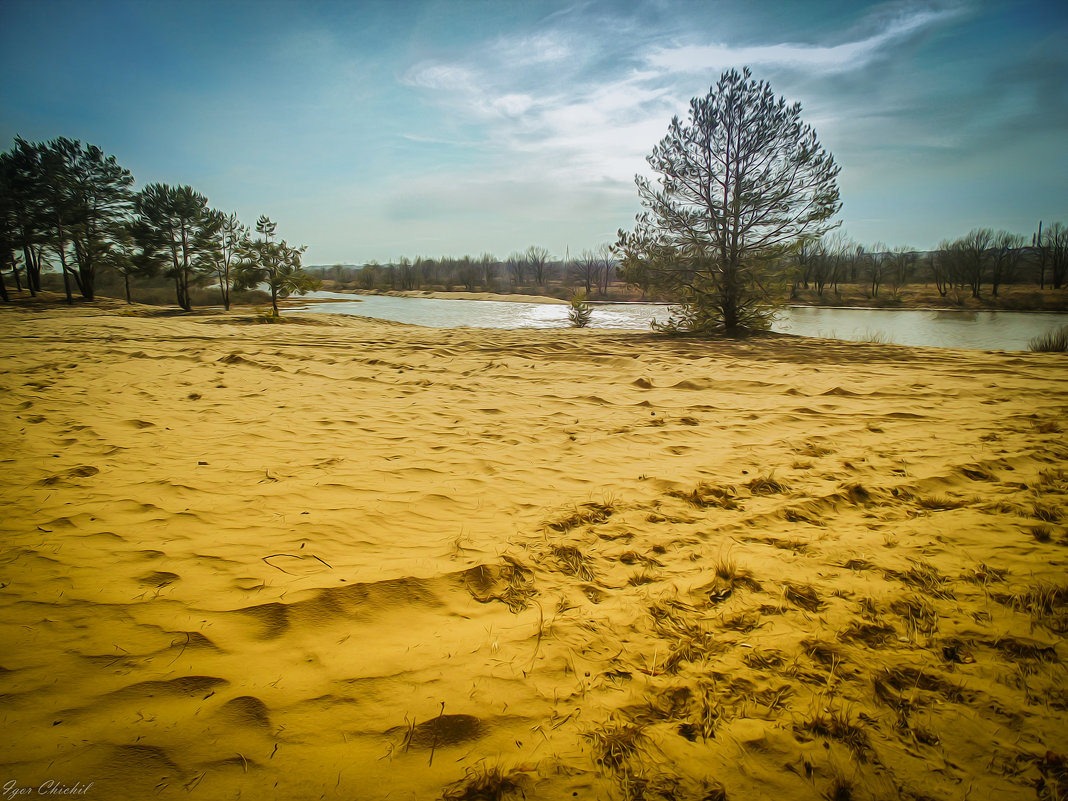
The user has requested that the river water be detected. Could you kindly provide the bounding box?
[290,291,1067,351]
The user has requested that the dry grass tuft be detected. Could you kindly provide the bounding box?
[988,635,1060,662]
[824,775,855,801]
[796,704,870,758]
[782,503,827,526]
[884,559,955,599]
[666,482,741,510]
[743,649,786,671]
[838,558,875,571]
[783,582,825,612]
[1032,525,1055,543]
[1036,750,1068,801]
[915,494,966,511]
[628,568,660,586]
[1032,502,1064,523]
[464,558,537,612]
[647,601,721,672]
[550,544,596,581]
[959,463,998,482]
[712,556,762,593]
[619,550,664,567]
[890,595,939,637]
[963,563,1010,586]
[839,620,896,648]
[584,720,645,772]
[993,582,1068,633]
[746,473,791,496]
[1028,324,1068,352]
[547,501,614,532]
[442,763,529,801]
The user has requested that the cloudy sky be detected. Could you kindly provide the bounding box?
[2,0,1065,265]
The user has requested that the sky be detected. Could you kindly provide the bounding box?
[1,0,1065,266]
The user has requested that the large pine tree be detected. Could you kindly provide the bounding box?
[618,68,841,333]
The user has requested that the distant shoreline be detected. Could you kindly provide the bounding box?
[313,284,1068,313]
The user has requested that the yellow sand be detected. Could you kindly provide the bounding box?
[1,301,1066,801]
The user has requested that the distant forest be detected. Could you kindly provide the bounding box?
[2,137,1066,311]
[310,225,1068,311]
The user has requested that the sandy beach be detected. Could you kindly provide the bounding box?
[1,299,1066,801]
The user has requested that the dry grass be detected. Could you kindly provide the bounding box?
[666,483,741,510]
[1029,324,1068,352]
[712,555,762,593]
[839,620,896,648]
[890,595,939,637]
[796,704,871,758]
[746,473,791,496]
[547,501,614,532]
[550,544,597,581]
[783,582,825,612]
[993,582,1068,633]
[442,763,529,801]
[884,559,955,600]
[584,720,645,772]
[914,494,966,511]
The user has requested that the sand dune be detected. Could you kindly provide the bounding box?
[1,301,1066,800]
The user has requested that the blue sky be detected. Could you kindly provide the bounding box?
[2,0,1065,265]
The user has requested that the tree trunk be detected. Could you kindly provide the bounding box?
[0,271,9,302]
[80,266,95,300]
[124,273,132,304]
[22,247,39,295]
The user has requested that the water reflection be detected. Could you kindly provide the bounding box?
[290,292,1067,351]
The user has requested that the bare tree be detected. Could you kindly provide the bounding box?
[598,244,615,296]
[957,228,993,298]
[1041,222,1068,289]
[526,245,551,287]
[866,244,888,298]
[931,240,961,297]
[571,249,601,295]
[887,246,917,298]
[506,251,526,288]
[989,231,1024,297]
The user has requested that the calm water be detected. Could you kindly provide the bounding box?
[291,292,1068,351]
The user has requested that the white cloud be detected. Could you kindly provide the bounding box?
[490,30,573,65]
[646,7,959,75]
[403,62,480,92]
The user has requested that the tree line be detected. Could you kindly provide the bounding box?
[784,224,1067,302]
[0,137,315,314]
[317,224,1066,309]
[312,244,619,298]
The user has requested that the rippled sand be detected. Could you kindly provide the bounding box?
[1,299,1066,800]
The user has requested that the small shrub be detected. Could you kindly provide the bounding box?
[1029,325,1068,352]
[568,292,594,328]
[254,308,283,324]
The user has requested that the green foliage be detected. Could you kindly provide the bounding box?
[618,67,840,333]
[0,137,133,302]
[233,215,318,317]
[132,183,217,311]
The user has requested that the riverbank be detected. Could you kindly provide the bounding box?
[1,301,1066,800]
[315,281,1068,312]
[318,287,568,304]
